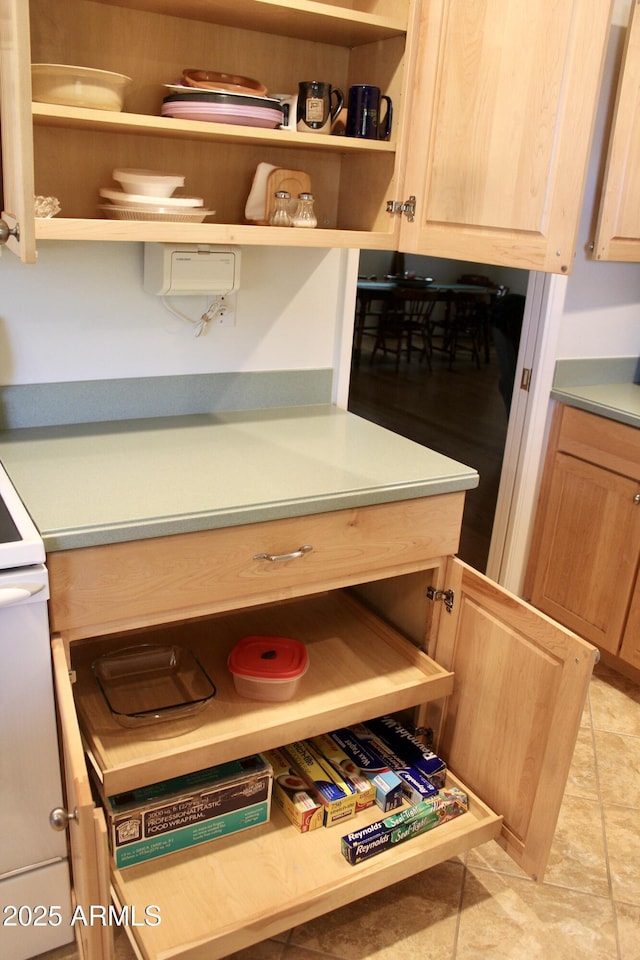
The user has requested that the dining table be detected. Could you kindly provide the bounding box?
[354,277,500,366]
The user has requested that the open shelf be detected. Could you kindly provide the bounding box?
[73,591,454,796]
[111,771,500,960]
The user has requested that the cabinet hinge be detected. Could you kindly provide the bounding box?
[426,586,455,613]
[520,367,532,392]
[386,196,416,222]
[68,669,77,684]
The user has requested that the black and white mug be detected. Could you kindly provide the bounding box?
[297,81,344,134]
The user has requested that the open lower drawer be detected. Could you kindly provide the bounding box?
[110,772,501,960]
[71,590,453,796]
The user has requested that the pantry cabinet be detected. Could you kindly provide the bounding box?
[0,0,611,272]
[593,0,640,262]
[525,404,640,672]
[48,494,596,960]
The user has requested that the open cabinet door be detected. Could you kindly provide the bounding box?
[593,1,640,261]
[399,0,612,274]
[432,558,597,881]
[0,0,37,262]
[52,638,112,960]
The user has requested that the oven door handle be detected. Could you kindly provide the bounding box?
[0,581,46,607]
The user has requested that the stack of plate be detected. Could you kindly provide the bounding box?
[98,168,215,222]
[162,86,283,128]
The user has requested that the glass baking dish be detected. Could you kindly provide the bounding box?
[92,644,216,727]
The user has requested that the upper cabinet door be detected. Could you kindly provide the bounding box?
[593,1,640,261]
[0,0,37,263]
[433,558,597,881]
[399,0,613,274]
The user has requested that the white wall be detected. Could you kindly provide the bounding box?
[0,243,346,384]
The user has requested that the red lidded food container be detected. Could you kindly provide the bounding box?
[228,635,309,701]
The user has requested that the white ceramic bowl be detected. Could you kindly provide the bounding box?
[112,169,185,198]
[31,64,132,112]
[99,187,203,208]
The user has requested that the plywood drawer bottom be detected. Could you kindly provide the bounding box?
[112,772,500,960]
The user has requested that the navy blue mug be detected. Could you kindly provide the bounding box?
[346,85,392,140]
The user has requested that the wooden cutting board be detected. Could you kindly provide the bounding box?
[264,168,312,223]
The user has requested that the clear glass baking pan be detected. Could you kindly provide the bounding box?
[92,644,216,727]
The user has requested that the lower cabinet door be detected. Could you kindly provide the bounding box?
[527,451,640,654]
[433,558,598,880]
[52,637,112,960]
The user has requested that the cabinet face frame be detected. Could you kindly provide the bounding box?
[51,536,595,960]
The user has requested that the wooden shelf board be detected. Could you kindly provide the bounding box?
[31,103,396,153]
[112,772,500,960]
[34,217,396,249]
[92,0,408,45]
[73,592,454,796]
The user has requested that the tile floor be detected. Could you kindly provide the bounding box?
[38,662,639,960]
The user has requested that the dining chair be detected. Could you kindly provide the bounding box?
[370,288,436,371]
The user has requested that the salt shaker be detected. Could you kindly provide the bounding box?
[269,191,292,226]
[292,192,317,228]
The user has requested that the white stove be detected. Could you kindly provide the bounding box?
[0,461,73,960]
[0,461,45,570]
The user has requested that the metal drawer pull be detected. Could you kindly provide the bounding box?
[253,544,313,563]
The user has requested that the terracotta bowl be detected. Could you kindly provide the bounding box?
[182,69,268,97]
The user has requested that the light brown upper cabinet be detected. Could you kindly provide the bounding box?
[593,0,640,261]
[0,0,612,271]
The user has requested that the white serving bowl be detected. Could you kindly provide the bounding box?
[31,64,132,111]
[99,187,203,208]
[112,169,185,198]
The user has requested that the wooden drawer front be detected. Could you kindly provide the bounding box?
[48,493,464,639]
[558,405,640,480]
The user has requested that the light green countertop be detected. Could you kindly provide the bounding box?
[551,358,640,428]
[550,382,640,427]
[0,405,479,552]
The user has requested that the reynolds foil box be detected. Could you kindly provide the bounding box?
[262,748,324,833]
[359,717,447,790]
[341,788,468,865]
[308,734,376,811]
[99,754,272,868]
[282,741,357,827]
[328,728,404,812]
[338,723,438,806]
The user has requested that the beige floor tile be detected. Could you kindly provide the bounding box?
[225,940,287,959]
[465,836,532,879]
[288,860,463,960]
[594,730,640,807]
[615,900,640,960]
[543,795,609,898]
[590,665,640,737]
[603,804,640,906]
[457,867,617,959]
[565,725,599,800]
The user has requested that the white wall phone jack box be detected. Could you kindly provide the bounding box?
[143,244,241,296]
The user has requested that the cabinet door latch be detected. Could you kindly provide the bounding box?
[426,586,455,613]
[386,196,416,222]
